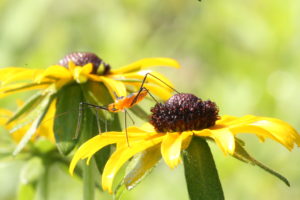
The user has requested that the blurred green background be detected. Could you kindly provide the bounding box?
[0,0,300,199]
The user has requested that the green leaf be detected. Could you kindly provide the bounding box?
[7,92,44,124]
[233,140,290,186]
[13,92,54,155]
[17,182,36,200]
[80,81,114,120]
[54,83,84,155]
[94,146,111,174]
[183,137,224,200]
[20,157,45,184]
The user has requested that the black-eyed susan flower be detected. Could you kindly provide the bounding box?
[69,93,300,197]
[0,52,180,155]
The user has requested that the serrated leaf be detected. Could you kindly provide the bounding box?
[20,157,45,184]
[13,93,54,155]
[54,83,84,155]
[183,137,224,200]
[7,92,44,124]
[233,140,290,186]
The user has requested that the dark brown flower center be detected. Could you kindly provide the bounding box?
[58,52,110,75]
[150,93,219,133]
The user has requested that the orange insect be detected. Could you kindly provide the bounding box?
[76,72,179,146]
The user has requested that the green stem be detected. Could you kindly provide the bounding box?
[81,107,96,200]
[83,161,95,200]
[40,167,48,200]
[183,137,224,200]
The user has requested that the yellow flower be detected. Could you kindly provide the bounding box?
[0,52,180,100]
[69,93,300,193]
[0,52,180,155]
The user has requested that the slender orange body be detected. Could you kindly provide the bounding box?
[107,89,148,112]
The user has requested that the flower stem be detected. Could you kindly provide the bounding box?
[39,167,48,200]
[83,161,95,200]
[81,106,97,200]
[183,137,224,200]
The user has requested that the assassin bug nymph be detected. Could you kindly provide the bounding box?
[75,72,180,146]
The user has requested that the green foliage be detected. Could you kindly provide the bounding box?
[183,137,224,200]
[54,83,83,155]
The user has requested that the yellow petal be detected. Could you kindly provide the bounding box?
[115,127,160,150]
[211,115,300,152]
[216,115,257,127]
[72,64,93,83]
[194,128,235,155]
[127,82,174,101]
[111,58,180,74]
[113,70,175,90]
[161,131,192,168]
[0,67,43,85]
[0,83,49,98]
[35,65,72,83]
[231,117,300,150]
[68,61,76,72]
[71,64,93,83]
[140,123,156,132]
[126,126,155,135]
[95,76,127,99]
[102,134,164,193]
[69,132,126,175]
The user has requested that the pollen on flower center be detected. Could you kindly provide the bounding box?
[150,93,219,133]
[59,52,111,75]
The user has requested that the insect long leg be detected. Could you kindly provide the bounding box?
[104,118,108,132]
[74,102,108,139]
[125,109,135,125]
[142,87,158,104]
[131,72,180,106]
[74,102,84,139]
[124,109,130,147]
[94,109,101,134]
